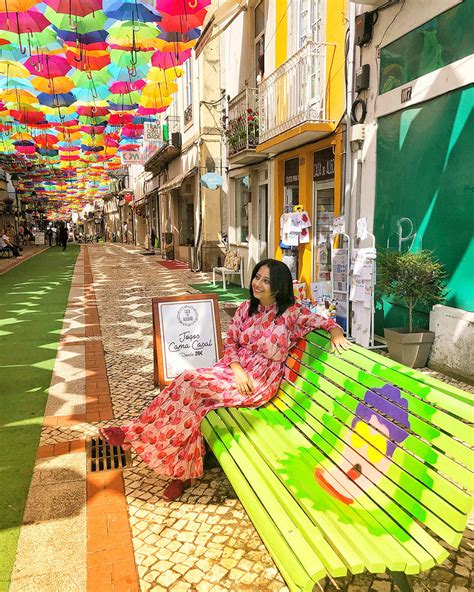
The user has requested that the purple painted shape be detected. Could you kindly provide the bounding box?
[352,384,410,457]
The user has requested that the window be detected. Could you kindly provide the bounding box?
[255,1,265,85]
[184,59,193,125]
[235,176,250,243]
[299,0,323,47]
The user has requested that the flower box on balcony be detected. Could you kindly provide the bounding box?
[225,88,266,165]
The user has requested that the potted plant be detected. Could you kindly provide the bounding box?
[377,249,447,368]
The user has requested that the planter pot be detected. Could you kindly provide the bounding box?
[384,328,435,368]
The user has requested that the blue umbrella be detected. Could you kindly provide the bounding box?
[38,92,77,108]
[108,101,139,111]
[108,63,149,82]
[103,0,162,23]
[53,27,109,45]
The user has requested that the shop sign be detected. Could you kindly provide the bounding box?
[284,158,299,185]
[144,122,163,142]
[313,148,335,181]
[152,294,222,388]
[120,151,143,166]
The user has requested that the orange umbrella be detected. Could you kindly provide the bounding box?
[31,76,74,94]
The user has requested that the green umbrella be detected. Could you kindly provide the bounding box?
[107,21,159,46]
[44,7,107,34]
[108,91,141,104]
[71,70,111,88]
[110,48,153,68]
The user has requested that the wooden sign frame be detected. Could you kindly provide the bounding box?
[152,294,222,389]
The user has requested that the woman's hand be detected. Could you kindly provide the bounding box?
[230,363,254,396]
[328,326,351,354]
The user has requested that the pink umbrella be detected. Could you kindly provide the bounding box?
[159,8,207,32]
[109,80,146,94]
[156,0,211,15]
[151,48,191,69]
[24,54,71,78]
[0,9,49,33]
[137,105,167,115]
[43,0,103,17]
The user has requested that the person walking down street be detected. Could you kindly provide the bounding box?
[58,223,68,251]
[46,226,53,247]
[101,259,350,501]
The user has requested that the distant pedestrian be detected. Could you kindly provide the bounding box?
[46,226,53,247]
[123,222,128,244]
[58,223,68,251]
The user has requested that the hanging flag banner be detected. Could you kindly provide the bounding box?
[144,122,163,143]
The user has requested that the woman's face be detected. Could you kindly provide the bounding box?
[252,265,275,306]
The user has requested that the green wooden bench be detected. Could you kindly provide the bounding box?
[201,331,473,592]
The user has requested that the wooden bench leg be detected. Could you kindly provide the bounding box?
[388,571,413,592]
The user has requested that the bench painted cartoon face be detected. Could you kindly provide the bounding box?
[314,384,410,505]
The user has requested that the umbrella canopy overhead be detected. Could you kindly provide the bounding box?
[0,0,211,217]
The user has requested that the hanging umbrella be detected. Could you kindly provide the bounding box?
[24,54,71,78]
[108,63,149,81]
[71,69,111,88]
[108,112,133,125]
[108,90,141,104]
[0,9,50,54]
[55,27,108,46]
[31,75,74,94]
[103,0,161,23]
[1,89,37,104]
[107,21,159,47]
[156,0,211,14]
[0,43,27,62]
[153,28,201,52]
[159,8,207,32]
[110,48,154,68]
[147,66,184,83]
[0,60,30,78]
[65,48,111,71]
[139,94,172,109]
[141,79,178,97]
[109,80,145,94]
[43,0,103,17]
[10,131,34,141]
[44,8,107,34]
[72,85,111,101]
[0,0,41,11]
[150,49,191,69]
[77,105,109,117]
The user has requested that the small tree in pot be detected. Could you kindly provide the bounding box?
[377,249,447,367]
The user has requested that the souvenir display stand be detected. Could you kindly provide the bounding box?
[330,232,351,334]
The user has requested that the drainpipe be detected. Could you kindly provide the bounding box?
[343,0,356,232]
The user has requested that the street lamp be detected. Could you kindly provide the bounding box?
[10,173,21,235]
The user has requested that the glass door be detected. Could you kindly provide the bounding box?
[312,180,334,281]
[257,182,268,259]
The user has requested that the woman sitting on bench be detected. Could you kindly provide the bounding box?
[101,259,350,500]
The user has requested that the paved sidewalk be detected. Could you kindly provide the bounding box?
[10,244,473,592]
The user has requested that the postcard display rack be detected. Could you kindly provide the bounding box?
[350,230,377,348]
[330,232,351,334]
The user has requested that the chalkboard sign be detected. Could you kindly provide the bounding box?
[152,294,222,388]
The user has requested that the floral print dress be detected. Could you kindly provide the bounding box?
[106,301,338,480]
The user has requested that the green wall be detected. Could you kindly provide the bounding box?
[380,1,474,93]
[374,85,474,333]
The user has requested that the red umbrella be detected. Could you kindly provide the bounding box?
[35,133,58,147]
[80,125,106,134]
[77,106,110,117]
[109,113,133,125]
[24,54,71,78]
[42,0,102,17]
[159,8,207,32]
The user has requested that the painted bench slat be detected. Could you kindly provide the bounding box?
[289,348,472,514]
[308,332,474,432]
[229,405,429,574]
[217,408,349,577]
[289,349,472,519]
[303,337,473,474]
[204,411,331,582]
[201,418,317,592]
[274,384,450,564]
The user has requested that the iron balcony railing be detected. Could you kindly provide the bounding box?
[226,88,259,157]
[258,41,329,144]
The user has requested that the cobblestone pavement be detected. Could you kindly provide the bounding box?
[57,244,474,591]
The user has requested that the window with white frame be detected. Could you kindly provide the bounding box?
[235,176,251,244]
[255,1,265,85]
[298,0,325,107]
[184,59,193,124]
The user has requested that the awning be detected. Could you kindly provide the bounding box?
[158,168,198,194]
[194,0,247,57]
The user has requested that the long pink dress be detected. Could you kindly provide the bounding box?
[106,301,337,480]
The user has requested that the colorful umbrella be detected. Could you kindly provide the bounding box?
[151,49,191,69]
[156,0,211,14]
[104,0,161,24]
[43,0,103,17]
[24,54,71,77]
[159,8,207,32]
[31,75,74,94]
[44,8,107,35]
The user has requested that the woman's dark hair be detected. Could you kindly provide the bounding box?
[248,259,295,317]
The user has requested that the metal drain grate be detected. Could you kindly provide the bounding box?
[86,435,133,473]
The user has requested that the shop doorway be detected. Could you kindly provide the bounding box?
[312,180,334,282]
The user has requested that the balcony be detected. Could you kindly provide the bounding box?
[144,116,182,173]
[225,88,266,165]
[258,41,332,152]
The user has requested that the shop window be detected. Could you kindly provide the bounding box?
[282,158,300,280]
[313,148,335,281]
[235,176,250,244]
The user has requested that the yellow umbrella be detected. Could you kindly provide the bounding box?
[0,60,30,78]
[147,66,184,84]
[147,38,196,52]
[58,130,81,141]
[0,89,38,104]
[0,0,40,11]
[139,95,173,109]
[31,76,74,94]
[141,80,179,98]
[10,131,34,141]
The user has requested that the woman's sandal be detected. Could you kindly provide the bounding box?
[162,479,193,501]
